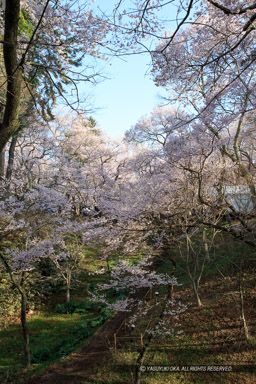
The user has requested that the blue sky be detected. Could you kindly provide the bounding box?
[82,0,167,139]
[90,53,164,139]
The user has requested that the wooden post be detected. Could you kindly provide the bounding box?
[114,333,117,352]
[140,333,143,350]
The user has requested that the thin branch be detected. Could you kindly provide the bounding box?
[160,0,194,53]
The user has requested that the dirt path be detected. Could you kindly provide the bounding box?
[25,311,127,384]
[24,262,157,384]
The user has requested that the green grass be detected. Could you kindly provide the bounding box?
[0,246,142,383]
[80,246,147,272]
[0,301,113,383]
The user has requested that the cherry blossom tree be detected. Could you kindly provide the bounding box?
[49,233,87,304]
[0,0,109,154]
[0,183,72,367]
[112,0,256,215]
[113,1,256,60]
[88,257,187,338]
[122,104,256,306]
[0,111,121,366]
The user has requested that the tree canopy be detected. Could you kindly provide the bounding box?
[0,0,256,370]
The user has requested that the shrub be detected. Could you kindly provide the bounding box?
[56,338,75,357]
[54,301,107,314]
[31,347,51,363]
[71,321,91,340]
[55,301,79,314]
[106,287,129,301]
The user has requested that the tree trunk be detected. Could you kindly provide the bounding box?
[239,275,250,342]
[240,307,250,342]
[0,0,23,153]
[0,148,5,178]
[0,254,31,367]
[203,228,210,261]
[171,284,174,299]
[185,238,203,307]
[192,282,203,307]
[21,291,30,368]
[6,133,19,180]
[66,269,71,303]
[66,285,71,303]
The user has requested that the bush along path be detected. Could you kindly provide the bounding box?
[0,299,115,383]
[22,285,182,384]
[24,309,128,384]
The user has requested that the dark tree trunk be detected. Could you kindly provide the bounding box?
[0,254,31,367]
[0,0,22,153]
[21,290,30,368]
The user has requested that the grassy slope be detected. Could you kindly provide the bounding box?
[0,236,255,384]
[81,235,256,384]
[0,245,112,383]
[0,248,144,383]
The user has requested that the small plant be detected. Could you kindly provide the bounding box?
[55,301,80,314]
[56,338,76,357]
[248,336,256,346]
[72,321,91,341]
[54,301,107,314]
[89,282,98,292]
[31,347,51,363]
[90,319,102,327]
[73,308,88,314]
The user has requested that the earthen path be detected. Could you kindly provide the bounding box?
[25,311,127,384]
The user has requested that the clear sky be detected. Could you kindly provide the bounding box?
[91,54,164,139]
[82,0,167,140]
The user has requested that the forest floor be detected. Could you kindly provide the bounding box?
[23,310,128,384]
[22,270,256,384]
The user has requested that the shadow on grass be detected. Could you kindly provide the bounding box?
[0,306,112,384]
